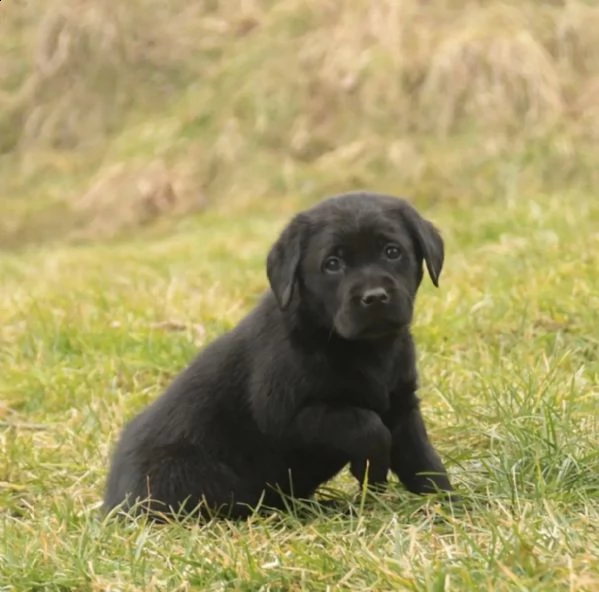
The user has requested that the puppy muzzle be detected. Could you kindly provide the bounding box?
[334,281,413,340]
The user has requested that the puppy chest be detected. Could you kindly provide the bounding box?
[316,371,392,414]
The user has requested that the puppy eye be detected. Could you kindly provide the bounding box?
[385,245,402,260]
[323,256,343,273]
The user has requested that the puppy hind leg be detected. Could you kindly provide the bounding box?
[122,455,256,520]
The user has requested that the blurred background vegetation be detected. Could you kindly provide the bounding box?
[1,0,599,248]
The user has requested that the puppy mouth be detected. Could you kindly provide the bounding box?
[332,288,414,341]
[333,317,406,341]
[358,324,404,339]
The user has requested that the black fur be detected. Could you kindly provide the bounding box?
[103,191,455,520]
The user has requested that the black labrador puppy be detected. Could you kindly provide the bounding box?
[103,191,455,520]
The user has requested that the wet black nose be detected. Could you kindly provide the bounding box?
[360,287,390,307]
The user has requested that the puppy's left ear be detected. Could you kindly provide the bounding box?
[267,216,306,310]
[397,201,444,287]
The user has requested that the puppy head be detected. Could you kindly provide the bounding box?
[267,192,444,340]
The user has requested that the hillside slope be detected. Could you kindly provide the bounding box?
[2,0,599,246]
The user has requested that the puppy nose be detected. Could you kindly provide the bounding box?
[360,287,390,307]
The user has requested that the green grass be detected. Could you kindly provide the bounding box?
[1,191,598,590]
[2,3,599,587]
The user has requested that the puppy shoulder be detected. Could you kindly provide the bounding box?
[389,330,419,386]
[240,296,311,430]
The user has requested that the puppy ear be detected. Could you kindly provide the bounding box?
[397,201,444,287]
[266,216,305,310]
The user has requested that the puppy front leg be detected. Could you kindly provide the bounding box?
[387,404,453,495]
[290,405,392,488]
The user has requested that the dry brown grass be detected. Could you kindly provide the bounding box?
[2,0,599,242]
[72,152,207,239]
[0,0,208,151]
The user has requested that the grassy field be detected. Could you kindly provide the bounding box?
[2,0,599,590]
[3,0,599,246]
[1,191,598,590]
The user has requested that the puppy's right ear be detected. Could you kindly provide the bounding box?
[266,216,305,310]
